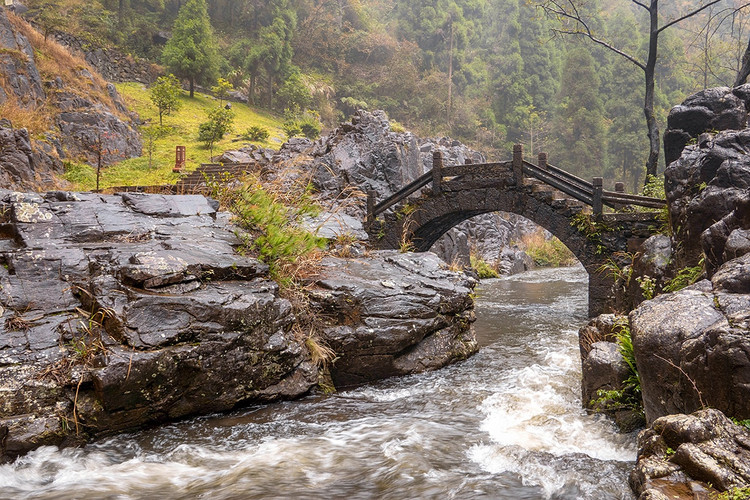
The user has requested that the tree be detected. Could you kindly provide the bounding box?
[198,107,234,158]
[27,0,67,41]
[211,77,233,107]
[161,0,219,97]
[541,0,725,179]
[552,47,607,179]
[150,74,183,125]
[142,124,169,168]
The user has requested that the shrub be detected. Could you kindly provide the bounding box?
[390,120,406,133]
[299,116,322,140]
[470,254,499,279]
[242,125,270,142]
[282,120,302,139]
[521,229,577,267]
[198,107,234,156]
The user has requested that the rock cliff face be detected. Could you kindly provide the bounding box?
[0,9,141,190]
[580,85,750,496]
[664,86,750,270]
[0,190,476,462]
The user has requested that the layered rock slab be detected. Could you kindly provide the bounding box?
[0,190,478,461]
[0,190,317,461]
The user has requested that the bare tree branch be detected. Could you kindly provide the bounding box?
[629,0,650,12]
[658,0,725,34]
[540,0,645,70]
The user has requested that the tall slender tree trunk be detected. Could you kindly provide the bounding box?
[249,73,256,105]
[189,76,195,98]
[447,18,454,126]
[734,37,750,86]
[644,1,660,180]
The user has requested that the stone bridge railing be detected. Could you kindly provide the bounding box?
[367,144,665,224]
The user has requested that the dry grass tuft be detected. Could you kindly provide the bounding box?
[0,96,52,134]
[520,228,577,267]
[305,334,336,367]
[5,12,124,121]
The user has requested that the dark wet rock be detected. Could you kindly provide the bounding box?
[631,409,750,499]
[0,190,478,461]
[664,86,749,167]
[0,191,314,461]
[309,251,478,387]
[701,190,750,275]
[630,253,750,423]
[664,87,750,269]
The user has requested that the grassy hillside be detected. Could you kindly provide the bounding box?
[64,83,287,190]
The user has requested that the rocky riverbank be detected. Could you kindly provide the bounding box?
[0,190,476,462]
[579,85,750,498]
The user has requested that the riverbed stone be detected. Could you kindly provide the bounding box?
[631,409,750,498]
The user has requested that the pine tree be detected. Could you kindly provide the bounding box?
[552,47,607,180]
[162,0,219,97]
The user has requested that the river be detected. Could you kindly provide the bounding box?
[0,265,637,499]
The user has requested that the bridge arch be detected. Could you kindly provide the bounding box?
[369,186,619,316]
[365,148,664,316]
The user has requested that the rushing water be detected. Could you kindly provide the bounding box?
[1,265,637,500]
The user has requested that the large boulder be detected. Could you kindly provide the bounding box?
[309,251,478,386]
[630,252,750,424]
[664,86,749,168]
[631,409,750,499]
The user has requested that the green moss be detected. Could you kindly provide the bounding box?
[712,487,750,500]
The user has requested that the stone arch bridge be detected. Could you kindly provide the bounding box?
[365,145,666,316]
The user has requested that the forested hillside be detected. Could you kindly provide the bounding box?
[21,0,750,190]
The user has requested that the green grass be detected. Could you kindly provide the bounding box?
[64,82,287,190]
